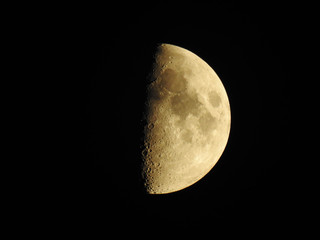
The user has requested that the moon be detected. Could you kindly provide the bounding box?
[141,43,231,194]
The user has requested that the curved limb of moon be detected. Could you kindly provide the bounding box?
[141,43,231,194]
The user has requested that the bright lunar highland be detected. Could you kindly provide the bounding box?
[141,43,231,194]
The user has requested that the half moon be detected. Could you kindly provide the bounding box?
[141,43,231,194]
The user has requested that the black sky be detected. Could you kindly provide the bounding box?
[62,1,304,233]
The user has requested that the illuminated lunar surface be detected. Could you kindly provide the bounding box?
[141,43,231,194]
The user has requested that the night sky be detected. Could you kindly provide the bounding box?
[61,1,304,233]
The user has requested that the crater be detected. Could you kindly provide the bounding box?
[159,68,187,93]
[159,46,184,61]
[208,91,221,107]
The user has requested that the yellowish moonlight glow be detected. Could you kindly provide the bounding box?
[141,43,231,194]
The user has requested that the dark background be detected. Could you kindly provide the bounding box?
[60,1,306,233]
